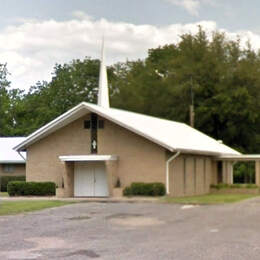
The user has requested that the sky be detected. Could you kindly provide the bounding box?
[1,0,260,91]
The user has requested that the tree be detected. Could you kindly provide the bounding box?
[112,28,260,153]
[0,63,11,136]
[2,28,260,154]
[12,57,116,135]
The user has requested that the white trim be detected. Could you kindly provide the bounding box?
[217,154,260,161]
[59,155,118,162]
[166,151,181,195]
[17,151,26,161]
[0,161,25,164]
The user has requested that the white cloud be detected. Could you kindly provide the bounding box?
[164,0,215,16]
[0,13,259,91]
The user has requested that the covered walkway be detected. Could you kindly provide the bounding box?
[217,155,260,185]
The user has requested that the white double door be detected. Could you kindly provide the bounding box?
[74,162,109,197]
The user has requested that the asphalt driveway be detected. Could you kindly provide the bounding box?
[1,198,260,259]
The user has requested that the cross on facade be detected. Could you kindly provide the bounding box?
[92,140,97,150]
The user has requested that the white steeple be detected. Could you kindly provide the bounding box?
[97,37,110,108]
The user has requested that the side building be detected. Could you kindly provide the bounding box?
[0,137,26,177]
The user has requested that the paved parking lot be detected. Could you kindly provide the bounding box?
[1,198,260,259]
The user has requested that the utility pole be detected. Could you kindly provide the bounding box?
[189,76,195,128]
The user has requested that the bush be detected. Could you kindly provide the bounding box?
[210,183,258,190]
[245,184,258,189]
[7,181,56,196]
[123,186,132,196]
[123,182,166,197]
[0,176,25,192]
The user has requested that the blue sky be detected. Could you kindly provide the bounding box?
[2,0,260,31]
[1,0,260,90]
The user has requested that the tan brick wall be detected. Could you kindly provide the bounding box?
[0,164,25,177]
[169,154,213,197]
[196,157,205,195]
[27,114,92,187]
[64,162,74,197]
[98,118,166,187]
[205,158,212,193]
[185,157,195,195]
[26,114,167,195]
[170,156,184,196]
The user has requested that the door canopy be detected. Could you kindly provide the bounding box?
[59,155,118,162]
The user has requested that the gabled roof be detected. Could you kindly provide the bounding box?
[0,137,26,164]
[14,102,240,156]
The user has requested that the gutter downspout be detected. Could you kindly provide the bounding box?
[166,151,181,195]
[18,151,26,161]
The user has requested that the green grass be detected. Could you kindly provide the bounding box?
[161,193,259,205]
[0,200,72,216]
[0,192,9,197]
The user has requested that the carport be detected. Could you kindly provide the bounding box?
[216,155,260,185]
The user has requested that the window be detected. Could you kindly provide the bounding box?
[3,164,15,173]
[84,120,91,129]
[91,113,98,154]
[91,114,98,130]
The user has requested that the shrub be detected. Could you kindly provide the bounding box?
[0,176,25,192]
[245,184,258,189]
[123,182,166,197]
[123,186,132,196]
[7,181,56,196]
[210,183,258,190]
[229,184,242,189]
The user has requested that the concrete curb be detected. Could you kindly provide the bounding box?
[0,196,159,203]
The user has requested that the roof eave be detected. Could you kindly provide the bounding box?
[216,154,260,161]
[175,148,234,157]
[0,161,26,164]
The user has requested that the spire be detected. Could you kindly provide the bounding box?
[97,37,110,108]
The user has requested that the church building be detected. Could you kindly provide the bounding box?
[15,42,247,198]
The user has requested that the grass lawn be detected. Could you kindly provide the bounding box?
[161,193,259,205]
[0,200,73,216]
[0,192,9,197]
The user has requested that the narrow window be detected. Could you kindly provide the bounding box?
[91,113,98,154]
[84,120,91,129]
[91,114,98,130]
